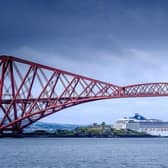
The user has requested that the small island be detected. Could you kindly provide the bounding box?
[0,122,154,138]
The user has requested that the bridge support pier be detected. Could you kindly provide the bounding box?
[0,130,3,137]
[12,129,23,137]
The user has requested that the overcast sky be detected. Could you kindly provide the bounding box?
[1,0,168,124]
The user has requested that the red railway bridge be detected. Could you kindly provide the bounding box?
[0,55,168,134]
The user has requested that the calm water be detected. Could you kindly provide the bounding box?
[0,138,168,168]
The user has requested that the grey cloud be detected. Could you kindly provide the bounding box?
[1,0,168,56]
[1,0,168,123]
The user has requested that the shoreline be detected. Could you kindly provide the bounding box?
[0,133,160,138]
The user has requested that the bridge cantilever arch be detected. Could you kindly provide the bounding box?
[1,55,168,134]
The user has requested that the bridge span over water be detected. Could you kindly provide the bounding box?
[0,55,168,133]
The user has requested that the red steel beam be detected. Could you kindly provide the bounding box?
[0,55,168,133]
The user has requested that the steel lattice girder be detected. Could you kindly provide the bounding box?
[0,55,168,132]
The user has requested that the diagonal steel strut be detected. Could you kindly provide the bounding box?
[0,55,168,133]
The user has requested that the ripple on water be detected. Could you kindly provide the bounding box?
[0,138,168,168]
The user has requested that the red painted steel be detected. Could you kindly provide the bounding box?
[0,55,168,133]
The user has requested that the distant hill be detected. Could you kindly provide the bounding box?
[24,122,80,133]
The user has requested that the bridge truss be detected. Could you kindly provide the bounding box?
[0,55,168,133]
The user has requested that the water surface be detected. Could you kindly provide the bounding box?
[0,138,168,168]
